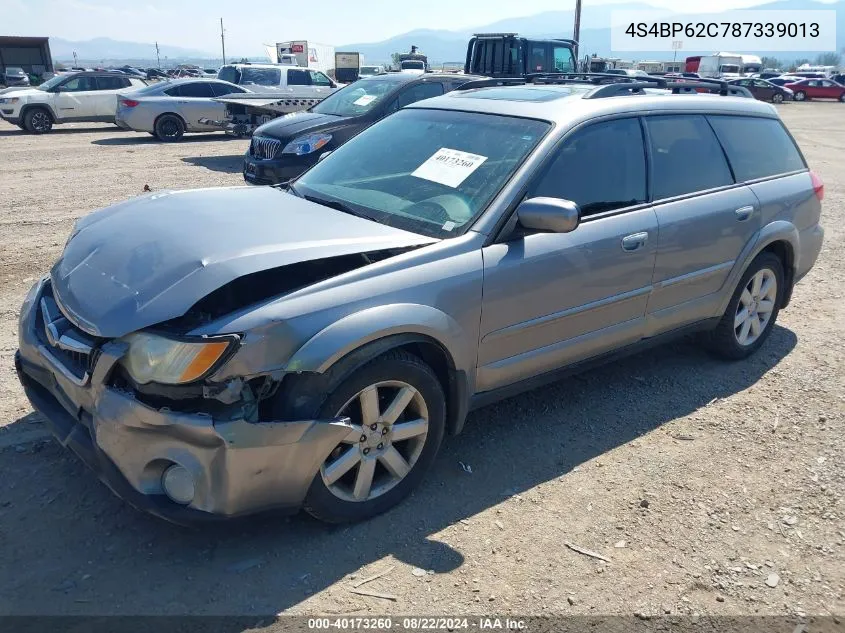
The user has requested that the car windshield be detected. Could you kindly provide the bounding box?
[402,61,425,70]
[7,67,25,75]
[360,66,381,75]
[311,78,399,116]
[38,74,68,90]
[239,67,281,86]
[296,108,550,238]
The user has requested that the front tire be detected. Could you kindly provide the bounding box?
[303,350,446,523]
[154,114,185,142]
[794,91,807,102]
[772,93,784,104]
[705,252,784,360]
[23,107,53,134]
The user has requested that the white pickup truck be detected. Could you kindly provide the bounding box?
[205,64,341,136]
[217,64,337,93]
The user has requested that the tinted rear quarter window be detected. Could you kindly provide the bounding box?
[178,82,214,97]
[645,115,734,199]
[210,82,245,96]
[707,116,805,182]
[532,117,646,216]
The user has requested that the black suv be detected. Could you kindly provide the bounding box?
[243,72,483,185]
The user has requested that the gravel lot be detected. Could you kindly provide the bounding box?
[0,105,842,619]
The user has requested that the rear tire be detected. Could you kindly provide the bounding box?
[154,114,185,142]
[704,252,784,360]
[302,350,446,524]
[839,93,845,103]
[23,107,53,134]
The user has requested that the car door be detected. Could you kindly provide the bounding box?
[477,117,658,392]
[53,75,100,119]
[644,114,761,334]
[93,75,130,117]
[819,79,843,99]
[287,68,315,95]
[753,79,774,100]
[172,81,218,130]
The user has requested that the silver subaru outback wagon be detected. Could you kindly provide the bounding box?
[16,79,824,524]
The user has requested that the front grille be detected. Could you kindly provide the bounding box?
[250,136,282,160]
[36,287,100,380]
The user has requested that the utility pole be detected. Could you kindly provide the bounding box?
[155,41,161,69]
[220,18,226,65]
[573,0,582,65]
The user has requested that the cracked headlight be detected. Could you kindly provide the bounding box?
[282,132,332,156]
[120,333,236,385]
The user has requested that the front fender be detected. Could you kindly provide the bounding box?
[717,220,799,315]
[285,303,475,377]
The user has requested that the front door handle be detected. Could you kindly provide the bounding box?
[735,206,755,221]
[621,232,649,252]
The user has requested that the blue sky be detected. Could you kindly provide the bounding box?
[3,0,839,55]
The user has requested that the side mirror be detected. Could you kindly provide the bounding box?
[516,197,580,233]
[317,150,333,163]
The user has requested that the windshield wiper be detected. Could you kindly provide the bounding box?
[303,194,380,223]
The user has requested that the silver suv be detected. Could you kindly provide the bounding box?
[16,78,824,524]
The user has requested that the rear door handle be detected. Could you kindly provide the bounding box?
[735,206,755,221]
[621,232,649,252]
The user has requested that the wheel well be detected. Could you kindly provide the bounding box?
[21,104,55,122]
[760,240,795,307]
[268,334,469,435]
[154,112,186,128]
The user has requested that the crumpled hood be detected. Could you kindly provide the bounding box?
[51,186,437,338]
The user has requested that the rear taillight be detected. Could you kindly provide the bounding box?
[810,170,824,201]
[121,99,140,108]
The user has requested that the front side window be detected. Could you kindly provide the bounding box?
[707,116,805,182]
[217,66,238,83]
[310,71,332,86]
[296,109,549,238]
[645,115,734,200]
[60,76,97,92]
[532,118,646,216]
[553,46,575,72]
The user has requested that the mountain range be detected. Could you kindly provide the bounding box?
[51,0,844,65]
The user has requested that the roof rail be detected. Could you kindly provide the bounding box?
[454,77,527,90]
[585,79,753,99]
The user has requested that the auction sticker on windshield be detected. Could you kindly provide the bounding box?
[412,148,487,188]
[353,95,377,106]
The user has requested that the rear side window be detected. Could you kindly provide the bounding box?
[178,82,214,97]
[645,115,734,200]
[210,82,245,96]
[163,85,182,97]
[532,117,646,216]
[96,76,126,90]
[707,116,805,181]
[288,69,310,86]
[217,66,239,83]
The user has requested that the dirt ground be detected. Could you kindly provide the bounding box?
[0,104,842,620]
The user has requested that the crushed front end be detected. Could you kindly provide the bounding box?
[15,277,352,524]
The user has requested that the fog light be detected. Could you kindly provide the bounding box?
[161,464,195,505]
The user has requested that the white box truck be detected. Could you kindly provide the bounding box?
[698,52,743,78]
[274,41,335,74]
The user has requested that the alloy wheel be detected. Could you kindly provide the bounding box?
[734,269,777,346]
[773,93,783,103]
[320,380,429,502]
[30,110,50,132]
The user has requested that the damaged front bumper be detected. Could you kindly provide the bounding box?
[16,279,352,524]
